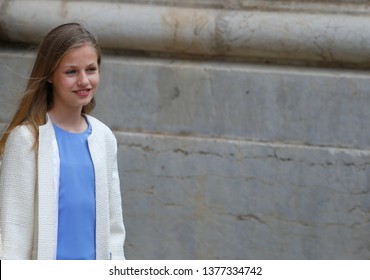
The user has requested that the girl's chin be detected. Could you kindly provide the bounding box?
[78,94,95,104]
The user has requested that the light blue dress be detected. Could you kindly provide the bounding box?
[53,120,96,260]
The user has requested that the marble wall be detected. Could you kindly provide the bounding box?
[1,0,370,68]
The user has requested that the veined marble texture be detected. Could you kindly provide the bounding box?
[1,0,370,67]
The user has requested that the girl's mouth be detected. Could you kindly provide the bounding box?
[74,89,90,97]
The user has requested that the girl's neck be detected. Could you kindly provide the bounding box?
[48,108,87,133]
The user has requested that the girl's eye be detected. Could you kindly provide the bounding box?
[87,67,97,73]
[65,70,76,75]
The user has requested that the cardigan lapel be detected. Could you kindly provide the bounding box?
[37,117,58,259]
[86,116,110,259]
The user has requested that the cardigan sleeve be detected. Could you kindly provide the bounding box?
[108,136,126,260]
[0,126,37,259]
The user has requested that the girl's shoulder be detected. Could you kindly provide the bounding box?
[2,124,34,159]
[85,115,116,139]
[7,123,34,143]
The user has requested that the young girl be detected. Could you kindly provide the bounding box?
[0,23,125,260]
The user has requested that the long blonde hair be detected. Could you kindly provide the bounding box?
[0,23,101,155]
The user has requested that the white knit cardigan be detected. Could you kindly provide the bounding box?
[0,115,125,259]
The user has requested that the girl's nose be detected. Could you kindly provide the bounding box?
[77,72,89,87]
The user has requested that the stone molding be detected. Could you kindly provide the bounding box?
[1,0,370,67]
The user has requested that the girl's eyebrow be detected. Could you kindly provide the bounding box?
[62,62,98,69]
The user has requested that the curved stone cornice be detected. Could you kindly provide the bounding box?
[1,0,370,67]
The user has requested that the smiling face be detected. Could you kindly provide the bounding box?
[50,44,99,114]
